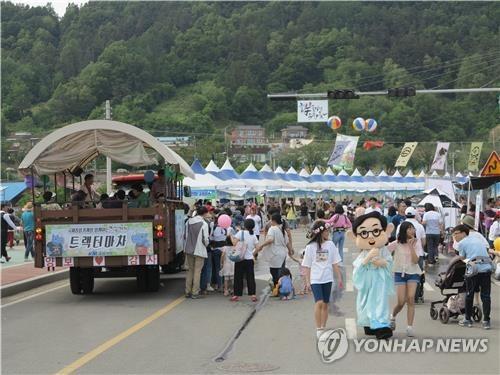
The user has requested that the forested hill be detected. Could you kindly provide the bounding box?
[1,1,499,168]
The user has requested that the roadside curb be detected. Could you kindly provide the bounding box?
[1,269,69,298]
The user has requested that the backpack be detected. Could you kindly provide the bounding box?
[228,231,246,262]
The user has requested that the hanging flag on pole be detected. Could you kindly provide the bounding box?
[327,134,359,170]
[395,142,418,167]
[430,142,450,171]
[297,100,329,122]
[467,142,483,171]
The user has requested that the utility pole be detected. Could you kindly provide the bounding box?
[105,100,112,195]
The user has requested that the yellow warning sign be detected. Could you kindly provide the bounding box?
[480,151,500,176]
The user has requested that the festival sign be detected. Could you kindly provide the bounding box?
[467,142,483,172]
[297,100,329,122]
[327,134,359,170]
[175,209,186,254]
[480,151,500,177]
[430,142,450,171]
[395,142,418,168]
[45,222,154,257]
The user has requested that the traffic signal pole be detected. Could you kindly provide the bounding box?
[267,87,500,100]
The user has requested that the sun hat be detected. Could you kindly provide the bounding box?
[461,215,475,229]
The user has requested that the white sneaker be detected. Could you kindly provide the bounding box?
[206,285,215,292]
[316,329,324,339]
[406,326,415,337]
[390,317,396,330]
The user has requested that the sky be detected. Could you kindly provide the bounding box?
[11,0,89,17]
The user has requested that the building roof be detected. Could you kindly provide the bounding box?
[281,125,308,132]
[0,182,28,203]
[233,125,264,130]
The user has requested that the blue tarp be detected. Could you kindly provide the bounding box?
[0,182,28,203]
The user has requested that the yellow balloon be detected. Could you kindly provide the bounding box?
[494,237,500,252]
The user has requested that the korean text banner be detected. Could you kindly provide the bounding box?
[467,142,483,172]
[430,142,450,171]
[395,142,418,168]
[297,100,328,122]
[45,222,154,257]
[327,134,359,170]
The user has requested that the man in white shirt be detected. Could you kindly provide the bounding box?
[488,212,500,246]
[364,197,382,215]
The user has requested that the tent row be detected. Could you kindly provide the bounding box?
[183,159,469,197]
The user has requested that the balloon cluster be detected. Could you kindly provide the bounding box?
[352,117,378,132]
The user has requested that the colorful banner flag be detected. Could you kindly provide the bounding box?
[430,142,450,171]
[395,142,418,168]
[362,140,384,151]
[467,142,483,172]
[297,100,329,122]
[327,134,359,170]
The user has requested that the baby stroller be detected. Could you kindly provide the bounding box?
[430,256,482,324]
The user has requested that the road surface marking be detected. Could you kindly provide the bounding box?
[55,296,185,375]
[344,318,357,339]
[424,282,434,292]
[1,283,69,308]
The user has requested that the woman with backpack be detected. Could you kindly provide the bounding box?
[230,219,258,302]
[326,204,352,261]
[254,213,289,285]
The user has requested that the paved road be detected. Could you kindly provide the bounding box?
[2,228,499,374]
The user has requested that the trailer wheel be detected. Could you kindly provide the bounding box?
[69,267,82,295]
[81,269,94,294]
[146,266,160,292]
[136,266,148,292]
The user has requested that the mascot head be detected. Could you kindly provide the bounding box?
[351,211,393,250]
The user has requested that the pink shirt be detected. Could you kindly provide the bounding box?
[326,214,352,229]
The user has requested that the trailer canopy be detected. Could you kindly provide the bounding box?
[18,120,194,178]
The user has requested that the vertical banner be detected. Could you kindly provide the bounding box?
[327,134,359,170]
[474,190,483,231]
[467,142,483,171]
[395,142,418,168]
[430,142,450,171]
[297,100,329,122]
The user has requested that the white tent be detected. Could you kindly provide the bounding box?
[18,120,194,178]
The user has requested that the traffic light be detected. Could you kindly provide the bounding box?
[388,86,416,97]
[327,89,360,99]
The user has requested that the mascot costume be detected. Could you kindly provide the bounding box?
[351,211,394,340]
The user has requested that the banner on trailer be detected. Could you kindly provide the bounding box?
[327,134,359,170]
[175,209,186,254]
[430,142,450,171]
[45,222,154,257]
[395,142,418,168]
[467,142,483,172]
[297,100,329,122]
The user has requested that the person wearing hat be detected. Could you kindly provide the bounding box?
[458,215,489,251]
[41,191,62,211]
[488,211,500,248]
[130,183,150,208]
[21,202,35,261]
[452,224,492,330]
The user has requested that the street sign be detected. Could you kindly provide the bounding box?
[479,151,500,176]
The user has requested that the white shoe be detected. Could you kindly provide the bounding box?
[206,285,215,292]
[316,329,324,339]
[406,326,415,337]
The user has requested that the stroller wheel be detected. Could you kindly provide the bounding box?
[439,307,450,324]
[472,305,482,322]
[430,307,438,320]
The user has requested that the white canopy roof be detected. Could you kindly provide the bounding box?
[378,170,388,177]
[275,166,286,174]
[418,170,426,178]
[431,171,439,177]
[323,167,335,176]
[260,164,273,173]
[392,170,403,178]
[405,170,414,178]
[299,168,310,177]
[311,167,322,175]
[18,120,194,178]
[456,172,464,178]
[337,169,349,176]
[205,160,220,172]
[365,170,375,177]
[351,168,362,177]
